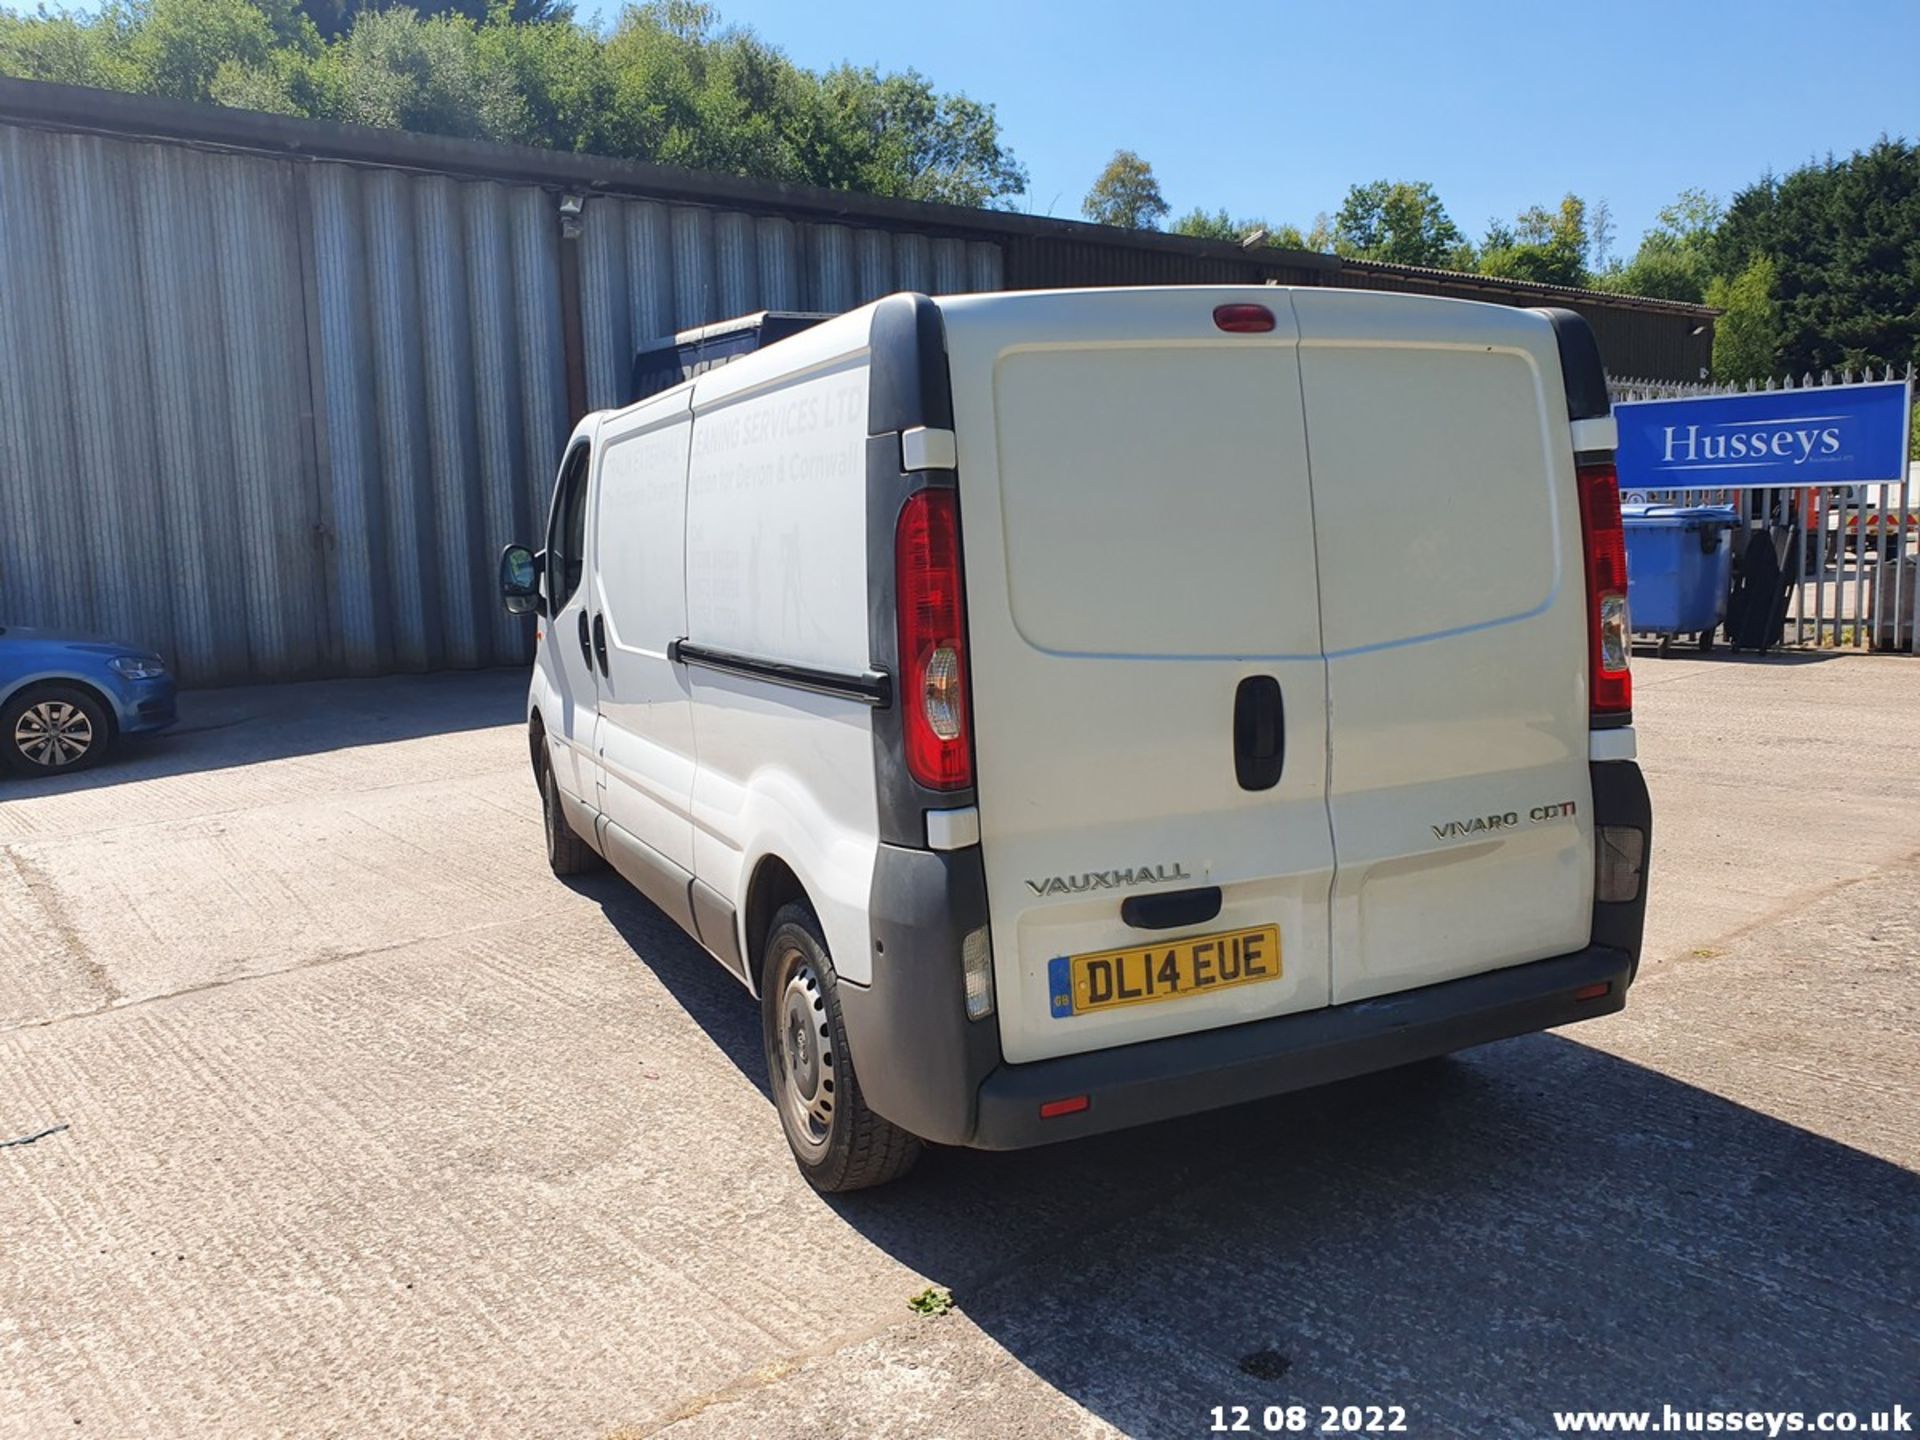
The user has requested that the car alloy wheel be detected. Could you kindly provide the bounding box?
[14,699,94,768]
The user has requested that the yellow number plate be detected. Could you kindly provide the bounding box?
[1047,925,1282,1019]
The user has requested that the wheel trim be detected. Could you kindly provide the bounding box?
[14,701,93,767]
[772,951,835,1153]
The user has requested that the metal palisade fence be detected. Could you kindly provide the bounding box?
[1609,365,1918,653]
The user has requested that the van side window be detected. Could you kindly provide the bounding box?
[546,443,591,613]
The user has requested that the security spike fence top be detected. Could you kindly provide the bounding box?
[1608,362,1914,404]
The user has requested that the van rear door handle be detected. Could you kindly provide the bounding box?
[1122,886,1223,931]
[1233,676,1284,791]
[591,613,609,676]
[577,610,593,672]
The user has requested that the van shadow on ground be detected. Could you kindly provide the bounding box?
[590,884,1920,1438]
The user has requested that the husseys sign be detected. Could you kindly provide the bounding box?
[1615,381,1909,491]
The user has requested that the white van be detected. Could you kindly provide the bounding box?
[498,286,1652,1192]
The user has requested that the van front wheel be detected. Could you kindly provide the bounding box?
[761,903,921,1192]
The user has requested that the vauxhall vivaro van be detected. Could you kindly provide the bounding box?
[498,286,1651,1192]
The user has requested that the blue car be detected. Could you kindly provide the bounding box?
[0,625,177,776]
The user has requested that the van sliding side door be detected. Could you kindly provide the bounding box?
[588,398,699,924]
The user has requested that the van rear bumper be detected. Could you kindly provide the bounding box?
[846,759,1650,1152]
[966,944,1630,1151]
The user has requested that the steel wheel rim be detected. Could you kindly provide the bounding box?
[543,767,561,855]
[14,701,93,768]
[773,950,835,1153]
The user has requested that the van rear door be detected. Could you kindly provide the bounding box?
[940,289,1335,1066]
[1290,291,1595,1004]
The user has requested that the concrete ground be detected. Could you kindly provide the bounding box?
[1,656,1916,1439]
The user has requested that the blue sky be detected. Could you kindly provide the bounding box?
[590,0,1918,255]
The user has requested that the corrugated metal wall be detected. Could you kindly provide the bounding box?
[0,100,1711,687]
[0,125,328,684]
[0,121,1003,685]
[304,164,568,677]
[576,200,999,409]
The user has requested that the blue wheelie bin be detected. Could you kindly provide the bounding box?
[1621,503,1740,653]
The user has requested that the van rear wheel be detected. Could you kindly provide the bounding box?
[761,903,921,1192]
[540,754,603,876]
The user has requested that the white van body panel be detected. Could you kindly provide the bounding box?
[684,307,882,986]
[591,392,698,879]
[688,689,881,987]
[1290,290,1594,1003]
[938,289,1338,1066]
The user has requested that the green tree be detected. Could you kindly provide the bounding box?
[1705,255,1780,382]
[1332,179,1464,266]
[0,0,1028,206]
[334,6,525,139]
[597,2,812,180]
[113,0,314,103]
[1594,188,1722,302]
[476,9,608,150]
[1477,193,1591,287]
[1715,140,1920,376]
[1171,206,1245,242]
[1171,208,1324,251]
[1082,149,1167,230]
[818,64,1026,207]
[1169,207,1272,243]
[0,6,125,87]
[297,0,570,45]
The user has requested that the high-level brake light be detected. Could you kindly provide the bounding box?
[1213,303,1276,334]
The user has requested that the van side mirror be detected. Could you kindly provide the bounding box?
[499,544,541,615]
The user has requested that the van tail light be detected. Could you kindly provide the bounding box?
[1577,459,1632,723]
[896,487,974,790]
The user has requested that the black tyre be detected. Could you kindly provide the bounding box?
[1698,629,1715,653]
[540,752,603,876]
[761,902,921,1192]
[2,684,111,776]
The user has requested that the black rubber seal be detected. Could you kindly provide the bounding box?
[864,295,976,847]
[1533,307,1611,421]
[669,639,890,706]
